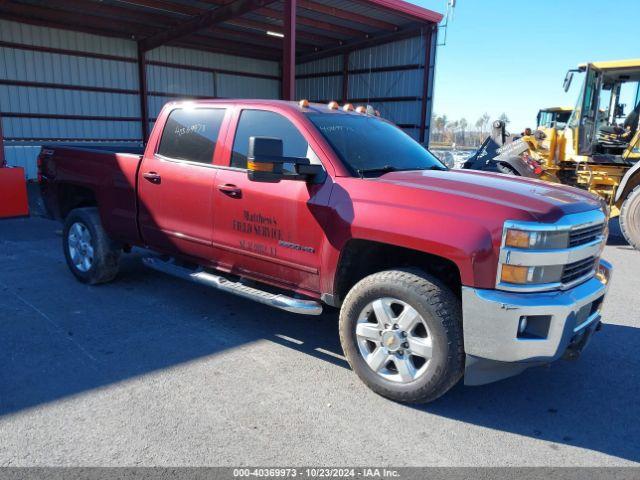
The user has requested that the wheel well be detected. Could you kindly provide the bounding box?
[56,184,97,218]
[333,240,462,305]
[617,171,640,208]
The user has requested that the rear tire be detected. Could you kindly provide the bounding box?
[339,269,464,403]
[620,185,640,250]
[63,207,121,284]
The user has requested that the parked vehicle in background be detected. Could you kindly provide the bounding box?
[40,99,612,403]
[464,59,640,249]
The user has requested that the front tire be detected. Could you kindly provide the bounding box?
[63,208,121,284]
[620,185,640,250]
[339,269,464,403]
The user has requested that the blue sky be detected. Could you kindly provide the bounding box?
[413,0,640,132]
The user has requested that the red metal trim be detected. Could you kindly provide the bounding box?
[0,40,137,63]
[313,96,421,104]
[341,52,349,103]
[146,60,280,80]
[296,63,422,79]
[282,0,296,100]
[137,44,150,143]
[0,79,138,95]
[139,0,279,52]
[297,0,397,31]
[258,6,365,38]
[148,91,213,99]
[0,112,141,122]
[353,0,443,24]
[419,27,435,144]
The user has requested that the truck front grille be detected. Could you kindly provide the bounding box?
[569,223,604,247]
[562,257,597,284]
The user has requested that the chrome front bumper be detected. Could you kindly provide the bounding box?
[462,259,612,385]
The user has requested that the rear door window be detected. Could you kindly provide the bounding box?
[157,108,226,164]
[230,110,308,169]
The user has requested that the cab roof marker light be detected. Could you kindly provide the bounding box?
[327,101,339,110]
[343,103,355,112]
[298,99,310,108]
[355,106,367,114]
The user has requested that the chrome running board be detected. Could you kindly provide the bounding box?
[142,257,322,316]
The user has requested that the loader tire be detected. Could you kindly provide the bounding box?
[496,163,518,175]
[620,185,640,251]
[63,207,121,284]
[339,269,464,403]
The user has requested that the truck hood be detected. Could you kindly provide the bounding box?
[373,169,603,221]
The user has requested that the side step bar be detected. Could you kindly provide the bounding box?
[142,257,323,316]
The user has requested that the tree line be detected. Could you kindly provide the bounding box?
[430,112,511,147]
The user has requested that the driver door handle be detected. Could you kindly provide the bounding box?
[142,171,161,184]
[217,184,242,199]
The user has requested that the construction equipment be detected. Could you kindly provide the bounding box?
[464,59,640,249]
[536,106,572,130]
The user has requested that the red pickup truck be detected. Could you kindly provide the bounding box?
[39,99,612,403]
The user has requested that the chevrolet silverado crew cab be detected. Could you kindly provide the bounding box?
[39,99,612,403]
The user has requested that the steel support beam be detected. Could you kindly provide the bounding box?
[0,111,5,167]
[341,52,349,103]
[282,0,296,100]
[137,44,150,143]
[139,0,277,52]
[419,26,437,145]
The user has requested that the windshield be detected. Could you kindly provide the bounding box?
[307,113,446,177]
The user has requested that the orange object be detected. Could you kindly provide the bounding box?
[0,167,29,218]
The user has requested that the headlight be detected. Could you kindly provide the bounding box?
[504,228,569,249]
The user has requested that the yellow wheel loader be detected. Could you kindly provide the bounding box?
[464,59,640,249]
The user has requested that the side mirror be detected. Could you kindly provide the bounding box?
[247,136,324,183]
[563,71,574,92]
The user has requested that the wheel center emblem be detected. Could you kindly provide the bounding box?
[381,331,400,351]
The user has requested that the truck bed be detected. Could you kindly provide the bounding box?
[39,144,143,244]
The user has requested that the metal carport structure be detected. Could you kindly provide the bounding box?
[0,0,442,178]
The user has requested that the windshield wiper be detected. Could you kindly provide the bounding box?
[356,165,399,177]
[356,164,445,178]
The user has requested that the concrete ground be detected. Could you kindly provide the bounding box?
[0,214,638,467]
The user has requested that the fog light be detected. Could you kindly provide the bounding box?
[518,316,528,334]
[501,264,531,284]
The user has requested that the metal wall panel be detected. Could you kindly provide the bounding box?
[0,86,139,117]
[297,76,342,102]
[216,74,279,99]
[0,19,137,58]
[348,69,423,99]
[4,145,41,179]
[0,20,283,178]
[0,47,138,89]
[296,55,342,76]
[296,35,430,138]
[148,46,279,76]
[146,64,214,97]
[4,118,140,140]
[349,36,426,70]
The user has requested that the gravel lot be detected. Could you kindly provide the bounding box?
[0,214,638,466]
